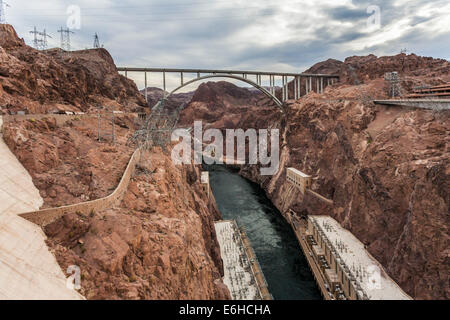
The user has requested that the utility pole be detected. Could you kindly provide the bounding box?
[0,0,10,24]
[57,27,75,51]
[93,33,100,48]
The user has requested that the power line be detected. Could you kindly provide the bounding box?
[29,26,52,50]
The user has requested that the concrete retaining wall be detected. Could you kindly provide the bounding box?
[20,148,142,227]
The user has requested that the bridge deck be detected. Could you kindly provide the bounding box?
[117,67,339,78]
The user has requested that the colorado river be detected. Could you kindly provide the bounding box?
[207,165,321,300]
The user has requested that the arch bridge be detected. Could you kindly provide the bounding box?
[118,67,340,109]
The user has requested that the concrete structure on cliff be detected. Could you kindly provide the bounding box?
[118,67,340,108]
[285,167,410,300]
[0,116,84,300]
[301,216,411,300]
[214,220,271,300]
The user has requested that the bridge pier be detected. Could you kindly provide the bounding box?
[144,72,148,102]
[298,76,302,99]
[294,76,298,100]
[163,71,166,97]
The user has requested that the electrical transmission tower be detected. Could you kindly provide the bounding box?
[384,72,402,98]
[130,99,186,151]
[0,0,10,24]
[58,27,75,51]
[93,33,100,48]
[30,27,52,50]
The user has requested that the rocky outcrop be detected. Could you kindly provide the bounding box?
[2,116,137,208]
[305,54,450,89]
[43,149,230,300]
[179,81,276,128]
[0,24,146,114]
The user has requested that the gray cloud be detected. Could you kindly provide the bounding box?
[4,0,449,90]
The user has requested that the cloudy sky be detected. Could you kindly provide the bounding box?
[5,0,450,90]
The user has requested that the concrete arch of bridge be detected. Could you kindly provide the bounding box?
[166,74,284,111]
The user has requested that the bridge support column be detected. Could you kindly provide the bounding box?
[163,72,166,97]
[282,76,285,102]
[285,76,289,101]
[269,75,273,95]
[309,77,312,94]
[294,76,298,100]
[181,72,184,86]
[144,72,148,102]
[320,77,323,93]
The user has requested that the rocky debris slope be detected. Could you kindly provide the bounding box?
[0,24,146,114]
[178,54,449,300]
[43,148,230,300]
[2,116,138,208]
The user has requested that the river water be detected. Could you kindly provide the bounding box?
[207,165,321,300]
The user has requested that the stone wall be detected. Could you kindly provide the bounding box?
[20,148,142,227]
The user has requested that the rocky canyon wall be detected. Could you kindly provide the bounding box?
[178,54,449,300]
[0,24,146,114]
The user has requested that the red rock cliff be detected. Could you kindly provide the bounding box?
[0,24,146,114]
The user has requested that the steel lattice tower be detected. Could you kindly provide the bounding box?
[30,27,52,50]
[58,27,74,51]
[93,33,100,48]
